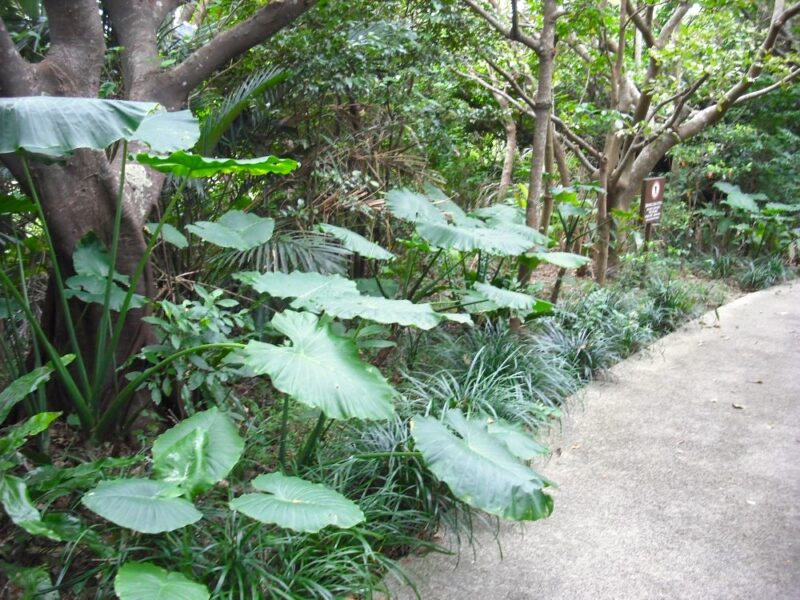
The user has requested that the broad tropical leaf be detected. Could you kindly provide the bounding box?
[318,223,394,260]
[530,251,590,269]
[714,181,761,213]
[473,203,549,247]
[385,188,446,223]
[423,184,471,225]
[411,409,553,521]
[187,210,274,251]
[471,283,553,314]
[0,97,197,156]
[319,295,447,330]
[230,472,364,533]
[417,221,531,256]
[152,408,244,497]
[115,562,209,600]
[81,479,202,533]
[133,110,201,153]
[146,222,189,249]
[238,311,395,420]
[136,151,298,178]
[234,271,358,310]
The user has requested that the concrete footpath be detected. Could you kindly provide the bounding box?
[391,282,800,600]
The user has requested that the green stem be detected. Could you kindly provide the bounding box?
[407,249,442,300]
[278,394,290,471]
[91,142,128,407]
[106,178,190,376]
[96,341,244,439]
[412,254,467,302]
[297,412,327,469]
[0,269,92,429]
[21,157,92,399]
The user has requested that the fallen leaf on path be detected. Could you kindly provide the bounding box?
[732,403,745,409]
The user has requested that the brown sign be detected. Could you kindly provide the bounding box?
[640,177,665,224]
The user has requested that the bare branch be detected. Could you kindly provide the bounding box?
[625,0,655,47]
[655,1,691,48]
[735,67,800,104]
[485,57,538,111]
[458,70,536,118]
[157,0,316,104]
[461,0,541,53]
[555,131,597,173]
[106,1,163,99]
[550,114,603,160]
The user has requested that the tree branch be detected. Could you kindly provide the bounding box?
[550,114,603,160]
[625,0,655,47]
[106,1,164,100]
[734,67,800,104]
[555,131,597,173]
[461,0,541,53]
[157,0,316,103]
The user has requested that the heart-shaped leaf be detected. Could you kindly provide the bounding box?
[238,311,395,420]
[152,408,244,496]
[115,562,209,600]
[411,409,553,521]
[234,271,359,310]
[81,479,202,533]
[186,211,274,251]
[230,472,364,533]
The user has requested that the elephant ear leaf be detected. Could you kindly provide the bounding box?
[151,408,244,497]
[230,472,364,533]
[0,97,199,157]
[237,311,395,420]
[115,562,209,600]
[385,188,446,223]
[186,210,274,251]
[81,479,202,534]
[135,151,298,178]
[411,409,553,521]
[318,223,394,260]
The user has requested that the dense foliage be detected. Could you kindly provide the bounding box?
[0,0,797,597]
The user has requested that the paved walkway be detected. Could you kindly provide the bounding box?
[391,282,800,600]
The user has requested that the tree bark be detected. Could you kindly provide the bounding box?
[0,0,316,433]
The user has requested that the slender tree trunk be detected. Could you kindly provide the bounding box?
[493,93,517,202]
[539,122,556,236]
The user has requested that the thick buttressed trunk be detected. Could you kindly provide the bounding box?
[30,151,159,414]
[1,0,318,432]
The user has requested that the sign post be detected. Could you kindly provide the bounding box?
[640,176,665,249]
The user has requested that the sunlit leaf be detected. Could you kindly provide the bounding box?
[135,150,298,178]
[234,271,358,310]
[386,188,446,223]
[152,408,244,497]
[238,311,395,420]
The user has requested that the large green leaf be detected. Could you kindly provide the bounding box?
[81,479,202,533]
[423,184,471,225]
[471,283,552,314]
[234,271,359,310]
[0,412,62,458]
[0,364,55,425]
[319,295,448,330]
[115,562,209,600]
[530,251,591,269]
[238,311,395,420]
[713,181,760,213]
[186,210,274,251]
[473,204,549,247]
[133,111,200,154]
[318,223,394,260]
[152,408,244,497]
[0,97,198,156]
[417,221,531,256]
[230,472,365,533]
[385,188,446,223]
[411,409,553,521]
[135,151,298,178]
[145,222,189,249]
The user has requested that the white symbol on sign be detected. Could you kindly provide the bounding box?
[652,182,661,199]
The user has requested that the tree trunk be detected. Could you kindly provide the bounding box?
[539,122,556,236]
[497,104,517,202]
